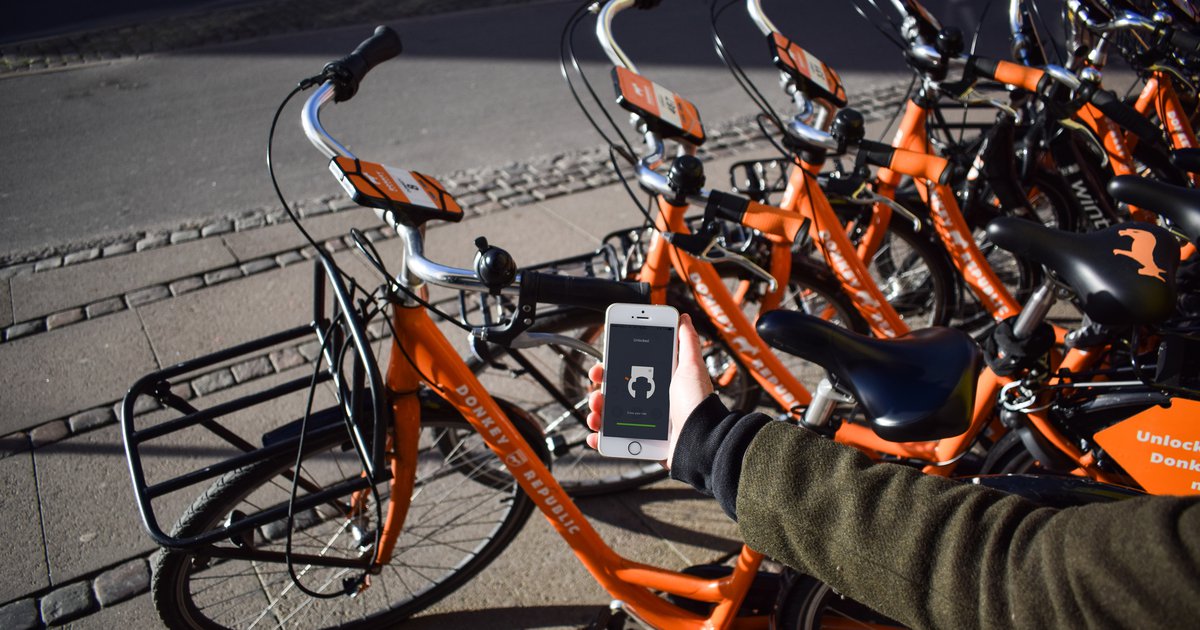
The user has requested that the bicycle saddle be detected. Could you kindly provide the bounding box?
[1107,176,1200,244]
[756,311,981,442]
[986,217,1179,326]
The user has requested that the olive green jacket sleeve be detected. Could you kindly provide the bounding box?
[736,421,1200,630]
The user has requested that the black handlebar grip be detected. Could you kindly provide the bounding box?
[323,26,403,102]
[526,272,651,310]
[1088,88,1163,146]
[1169,27,1200,60]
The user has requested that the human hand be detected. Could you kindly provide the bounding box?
[584,313,714,469]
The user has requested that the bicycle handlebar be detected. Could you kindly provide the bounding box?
[303,28,650,310]
[323,26,403,102]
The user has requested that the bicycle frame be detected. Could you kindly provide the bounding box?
[382,289,767,629]
[872,97,1022,322]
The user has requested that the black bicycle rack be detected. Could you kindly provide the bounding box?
[121,256,389,551]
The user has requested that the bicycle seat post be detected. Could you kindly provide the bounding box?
[1011,276,1058,340]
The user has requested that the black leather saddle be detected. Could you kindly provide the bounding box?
[756,311,981,442]
[1107,175,1200,244]
[987,217,1179,326]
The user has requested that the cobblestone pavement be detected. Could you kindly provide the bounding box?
[0,0,543,76]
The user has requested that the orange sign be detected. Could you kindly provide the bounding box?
[1094,398,1200,495]
[329,157,462,221]
[770,33,847,107]
[613,67,705,144]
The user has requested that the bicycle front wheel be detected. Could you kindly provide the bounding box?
[152,410,540,629]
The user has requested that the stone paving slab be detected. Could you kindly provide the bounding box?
[73,591,155,629]
[0,452,49,603]
[220,206,383,263]
[0,310,156,435]
[35,365,336,587]
[136,258,313,366]
[9,238,237,322]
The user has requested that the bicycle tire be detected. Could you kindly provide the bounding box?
[773,569,903,630]
[152,405,545,629]
[845,202,957,330]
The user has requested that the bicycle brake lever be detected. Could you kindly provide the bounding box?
[699,242,779,293]
[844,188,925,234]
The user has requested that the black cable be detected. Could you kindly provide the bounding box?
[1031,0,1065,66]
[284,312,382,599]
[268,79,334,262]
[709,0,786,132]
[849,0,908,51]
[878,75,917,142]
[608,146,657,228]
[347,229,474,333]
[559,0,636,160]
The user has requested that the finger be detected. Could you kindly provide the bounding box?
[587,409,601,432]
[676,314,714,396]
[588,389,604,424]
[586,432,599,450]
[588,362,604,385]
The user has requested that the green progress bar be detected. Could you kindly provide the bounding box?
[615,422,656,428]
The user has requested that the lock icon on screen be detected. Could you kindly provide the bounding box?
[628,366,656,399]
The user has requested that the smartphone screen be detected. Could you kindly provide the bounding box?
[602,323,675,440]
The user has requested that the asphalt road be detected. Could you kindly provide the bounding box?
[0,0,1015,258]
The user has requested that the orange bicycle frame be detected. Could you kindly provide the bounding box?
[377,300,767,629]
[874,99,1022,321]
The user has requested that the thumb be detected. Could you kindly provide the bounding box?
[672,314,713,400]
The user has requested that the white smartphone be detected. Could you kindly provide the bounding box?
[597,303,679,460]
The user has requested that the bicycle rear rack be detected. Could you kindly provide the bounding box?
[121,256,389,551]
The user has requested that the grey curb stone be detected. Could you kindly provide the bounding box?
[46,308,85,330]
[204,267,242,285]
[269,347,306,371]
[69,407,115,433]
[170,276,206,296]
[0,432,30,458]
[240,258,277,275]
[0,263,34,280]
[35,257,63,272]
[235,215,266,231]
[201,221,233,237]
[30,420,69,448]
[298,341,321,361]
[136,234,169,251]
[40,581,96,625]
[5,320,44,341]
[63,248,100,265]
[232,357,273,383]
[116,395,159,419]
[93,558,151,607]
[86,297,126,318]
[192,369,235,396]
[276,251,306,267]
[170,229,200,244]
[0,598,39,630]
[126,285,171,308]
[102,241,137,257]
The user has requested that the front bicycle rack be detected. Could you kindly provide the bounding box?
[121,256,389,551]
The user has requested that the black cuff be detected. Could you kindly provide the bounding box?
[670,394,772,520]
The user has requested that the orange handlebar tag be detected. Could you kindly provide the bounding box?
[613,67,705,145]
[769,33,847,107]
[330,157,463,226]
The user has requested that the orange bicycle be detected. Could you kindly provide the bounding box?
[119,26,986,628]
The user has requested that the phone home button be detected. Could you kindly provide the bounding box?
[627,441,642,456]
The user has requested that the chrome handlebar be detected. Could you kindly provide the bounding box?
[300,81,520,297]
